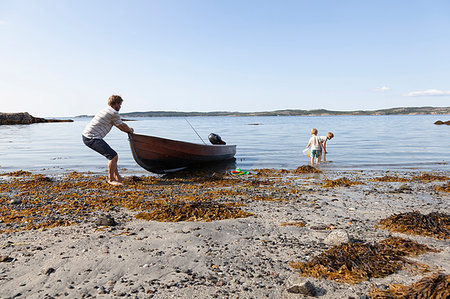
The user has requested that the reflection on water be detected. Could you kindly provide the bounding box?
[0,115,449,174]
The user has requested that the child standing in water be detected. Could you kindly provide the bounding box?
[306,128,325,166]
[319,132,334,162]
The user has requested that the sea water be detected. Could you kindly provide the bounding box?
[0,115,449,175]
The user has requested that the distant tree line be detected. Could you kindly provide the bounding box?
[112,106,450,118]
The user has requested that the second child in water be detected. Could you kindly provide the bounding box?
[307,128,325,166]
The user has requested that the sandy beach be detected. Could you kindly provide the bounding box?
[0,167,448,298]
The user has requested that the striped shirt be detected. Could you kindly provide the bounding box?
[82,106,123,139]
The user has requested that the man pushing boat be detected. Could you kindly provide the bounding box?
[82,95,134,185]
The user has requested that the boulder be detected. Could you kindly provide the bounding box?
[0,112,73,125]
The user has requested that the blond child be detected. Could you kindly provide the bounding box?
[319,132,334,162]
[306,128,325,166]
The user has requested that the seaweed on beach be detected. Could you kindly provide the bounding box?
[30,174,53,183]
[412,173,449,182]
[0,170,261,233]
[223,202,247,208]
[435,182,450,193]
[135,201,254,222]
[244,178,278,186]
[371,175,410,183]
[162,169,228,181]
[378,237,439,256]
[277,169,291,174]
[292,165,322,174]
[322,177,363,188]
[377,211,450,239]
[24,219,76,231]
[289,237,436,284]
[369,273,450,299]
[1,170,32,177]
[253,168,284,177]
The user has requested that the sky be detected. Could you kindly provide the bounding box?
[1,1,450,117]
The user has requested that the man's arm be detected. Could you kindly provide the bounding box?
[117,123,134,134]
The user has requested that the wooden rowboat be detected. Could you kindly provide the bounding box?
[128,133,237,174]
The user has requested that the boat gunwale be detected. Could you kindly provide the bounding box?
[132,133,234,148]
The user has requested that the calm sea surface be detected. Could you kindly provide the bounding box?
[0,115,449,175]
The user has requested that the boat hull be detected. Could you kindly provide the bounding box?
[128,133,237,174]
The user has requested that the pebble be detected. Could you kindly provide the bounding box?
[396,185,412,193]
[44,267,56,275]
[95,215,117,227]
[9,198,22,204]
[97,286,107,294]
[287,281,316,296]
[0,256,13,262]
[310,224,329,230]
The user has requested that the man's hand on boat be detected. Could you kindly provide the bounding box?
[117,123,134,134]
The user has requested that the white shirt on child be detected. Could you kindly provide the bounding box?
[319,136,329,145]
[309,135,322,150]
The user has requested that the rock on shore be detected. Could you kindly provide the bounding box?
[0,112,73,125]
[434,120,450,125]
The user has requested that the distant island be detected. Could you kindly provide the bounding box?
[80,106,450,118]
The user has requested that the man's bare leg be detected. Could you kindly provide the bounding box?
[114,166,123,182]
[108,155,123,185]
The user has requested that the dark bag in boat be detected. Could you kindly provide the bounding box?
[208,133,226,145]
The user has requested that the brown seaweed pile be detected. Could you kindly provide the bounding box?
[369,273,450,299]
[412,174,449,182]
[289,237,436,284]
[292,165,322,174]
[378,236,439,256]
[370,173,449,184]
[3,170,33,177]
[134,201,253,222]
[162,169,227,180]
[252,168,286,177]
[371,175,410,183]
[435,182,450,193]
[322,177,363,188]
[377,211,450,239]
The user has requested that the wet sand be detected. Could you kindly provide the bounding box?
[0,168,448,298]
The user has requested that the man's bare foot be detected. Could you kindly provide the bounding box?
[108,180,124,186]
